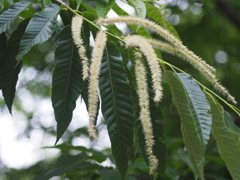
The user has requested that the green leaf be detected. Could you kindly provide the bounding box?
[52,25,83,144]
[0,33,6,90]
[177,73,212,150]
[33,153,94,180]
[145,3,180,40]
[0,19,29,113]
[41,0,51,8]
[96,0,115,18]
[16,3,60,62]
[224,111,240,136]
[137,85,166,174]
[81,2,97,18]
[99,42,134,179]
[165,71,205,180]
[112,2,129,16]
[69,0,82,9]
[207,95,240,180]
[129,0,146,18]
[0,0,32,33]
[44,144,106,163]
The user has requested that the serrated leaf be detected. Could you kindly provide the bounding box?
[16,3,60,62]
[0,0,32,33]
[52,25,83,144]
[96,0,115,18]
[207,95,240,180]
[177,73,212,150]
[0,19,29,113]
[129,0,146,18]
[145,3,180,40]
[136,81,166,174]
[165,71,205,180]
[99,42,134,179]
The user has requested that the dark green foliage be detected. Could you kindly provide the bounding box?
[0,19,29,113]
[52,25,83,143]
[99,42,135,179]
[0,0,32,33]
[16,3,60,62]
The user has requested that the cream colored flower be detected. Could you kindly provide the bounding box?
[125,35,163,102]
[88,31,107,141]
[135,53,158,174]
[147,38,236,104]
[71,15,89,80]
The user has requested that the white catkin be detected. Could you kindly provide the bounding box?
[98,16,216,73]
[125,35,163,102]
[135,53,158,174]
[71,15,89,80]
[88,31,107,141]
[147,38,236,104]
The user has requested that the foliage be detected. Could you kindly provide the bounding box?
[0,0,240,180]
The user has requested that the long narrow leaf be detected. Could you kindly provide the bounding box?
[165,71,205,180]
[16,3,60,62]
[0,0,32,33]
[207,95,240,180]
[99,42,134,179]
[52,26,83,144]
[0,19,29,113]
[177,73,212,150]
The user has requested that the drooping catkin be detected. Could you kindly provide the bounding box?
[135,52,158,174]
[71,15,89,80]
[147,38,236,104]
[88,31,107,141]
[147,38,215,73]
[97,16,216,73]
[125,35,163,102]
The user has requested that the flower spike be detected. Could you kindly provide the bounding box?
[147,38,236,104]
[97,16,216,73]
[125,35,163,102]
[88,31,107,141]
[134,52,158,174]
[71,15,89,80]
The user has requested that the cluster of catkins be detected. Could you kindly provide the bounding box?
[71,15,236,174]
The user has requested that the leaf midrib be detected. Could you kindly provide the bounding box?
[166,72,203,178]
[105,46,126,165]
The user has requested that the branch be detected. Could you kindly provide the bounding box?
[215,0,240,30]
